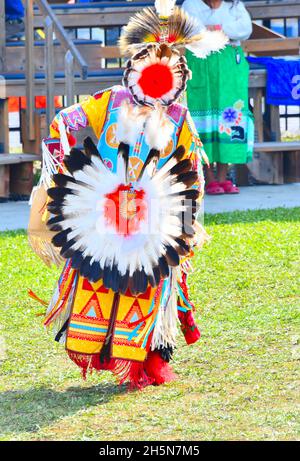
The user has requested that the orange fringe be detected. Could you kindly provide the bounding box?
[28,289,48,307]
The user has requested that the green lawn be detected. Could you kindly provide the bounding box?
[0,208,299,441]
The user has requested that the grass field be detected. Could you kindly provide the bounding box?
[0,208,299,441]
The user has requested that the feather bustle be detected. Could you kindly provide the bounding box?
[47,135,199,294]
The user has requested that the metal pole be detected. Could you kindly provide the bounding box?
[65,50,75,108]
[25,0,35,141]
[45,15,55,129]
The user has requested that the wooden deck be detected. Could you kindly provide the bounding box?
[0,0,299,198]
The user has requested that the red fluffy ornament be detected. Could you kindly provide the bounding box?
[143,350,177,385]
[138,63,174,99]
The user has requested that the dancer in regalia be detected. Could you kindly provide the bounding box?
[28,0,227,388]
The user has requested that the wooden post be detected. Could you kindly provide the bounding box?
[284,150,300,183]
[65,50,75,107]
[253,89,264,143]
[270,105,281,142]
[44,15,55,128]
[269,105,283,184]
[248,88,284,184]
[247,88,269,184]
[0,97,9,198]
[21,109,42,155]
[0,0,5,72]
[0,97,8,153]
[14,108,40,197]
[10,162,34,197]
[25,0,36,141]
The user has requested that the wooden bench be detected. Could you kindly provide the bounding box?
[247,142,300,185]
[0,154,41,198]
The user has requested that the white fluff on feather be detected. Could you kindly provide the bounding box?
[116,100,146,146]
[144,105,174,151]
[186,29,229,59]
[155,0,176,17]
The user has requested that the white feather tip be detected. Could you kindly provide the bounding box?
[187,29,229,59]
[155,0,176,18]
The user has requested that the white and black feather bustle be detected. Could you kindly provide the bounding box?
[47,137,199,295]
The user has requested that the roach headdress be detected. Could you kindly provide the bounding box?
[120,0,228,106]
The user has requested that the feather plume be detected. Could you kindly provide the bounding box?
[119,7,200,56]
[155,0,176,18]
[119,8,161,56]
[186,29,229,59]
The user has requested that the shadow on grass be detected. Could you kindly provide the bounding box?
[0,383,127,435]
[205,207,300,226]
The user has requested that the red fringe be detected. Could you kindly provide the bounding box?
[67,350,176,390]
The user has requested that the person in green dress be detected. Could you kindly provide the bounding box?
[182,0,254,194]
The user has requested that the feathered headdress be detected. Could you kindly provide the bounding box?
[119,0,228,106]
[119,0,228,58]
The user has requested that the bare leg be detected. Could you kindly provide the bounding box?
[204,164,216,185]
[217,163,228,183]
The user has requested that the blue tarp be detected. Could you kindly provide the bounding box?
[5,0,24,20]
[248,56,300,106]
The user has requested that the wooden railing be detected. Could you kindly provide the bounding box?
[31,1,300,27]
[30,1,300,61]
[0,0,298,193]
[25,0,88,139]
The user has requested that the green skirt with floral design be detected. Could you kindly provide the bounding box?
[186,45,254,164]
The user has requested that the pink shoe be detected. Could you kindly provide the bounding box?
[205,181,225,195]
[218,180,240,194]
